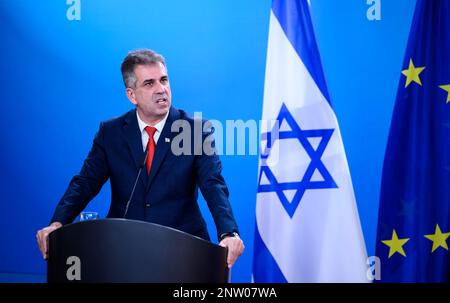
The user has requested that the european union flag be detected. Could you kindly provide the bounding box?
[375,0,450,282]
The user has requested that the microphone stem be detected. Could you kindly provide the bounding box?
[123,150,149,218]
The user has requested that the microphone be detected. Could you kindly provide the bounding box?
[123,148,149,218]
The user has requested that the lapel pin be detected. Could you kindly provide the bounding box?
[165,138,170,143]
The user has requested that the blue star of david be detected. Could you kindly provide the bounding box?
[257,103,338,218]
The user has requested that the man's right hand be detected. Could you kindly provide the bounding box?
[36,222,62,260]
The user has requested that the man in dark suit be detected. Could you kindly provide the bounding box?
[37,49,244,268]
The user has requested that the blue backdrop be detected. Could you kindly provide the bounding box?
[0,0,416,282]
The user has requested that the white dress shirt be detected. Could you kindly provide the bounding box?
[136,110,169,151]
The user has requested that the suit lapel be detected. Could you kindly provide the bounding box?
[122,109,148,187]
[146,107,180,191]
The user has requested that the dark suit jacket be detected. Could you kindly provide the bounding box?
[51,107,239,241]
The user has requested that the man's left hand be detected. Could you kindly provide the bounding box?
[219,235,245,268]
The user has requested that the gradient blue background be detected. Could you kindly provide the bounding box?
[0,0,416,282]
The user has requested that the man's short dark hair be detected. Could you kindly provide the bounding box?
[121,49,166,88]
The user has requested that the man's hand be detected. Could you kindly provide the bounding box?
[36,222,62,260]
[219,234,245,268]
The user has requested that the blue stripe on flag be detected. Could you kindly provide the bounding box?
[252,223,287,282]
[272,0,331,103]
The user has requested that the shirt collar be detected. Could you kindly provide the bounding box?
[136,110,169,135]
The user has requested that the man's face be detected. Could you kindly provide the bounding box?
[126,62,172,124]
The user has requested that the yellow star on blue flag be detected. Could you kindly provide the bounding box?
[381,230,410,258]
[402,59,425,87]
[439,84,450,103]
[424,224,450,253]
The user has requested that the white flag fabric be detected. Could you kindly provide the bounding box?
[252,0,368,282]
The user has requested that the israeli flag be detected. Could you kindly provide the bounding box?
[253,0,368,282]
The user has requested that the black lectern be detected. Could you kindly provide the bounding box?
[47,219,229,283]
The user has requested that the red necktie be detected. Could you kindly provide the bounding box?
[144,126,157,175]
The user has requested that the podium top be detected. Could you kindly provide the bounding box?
[48,218,229,283]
